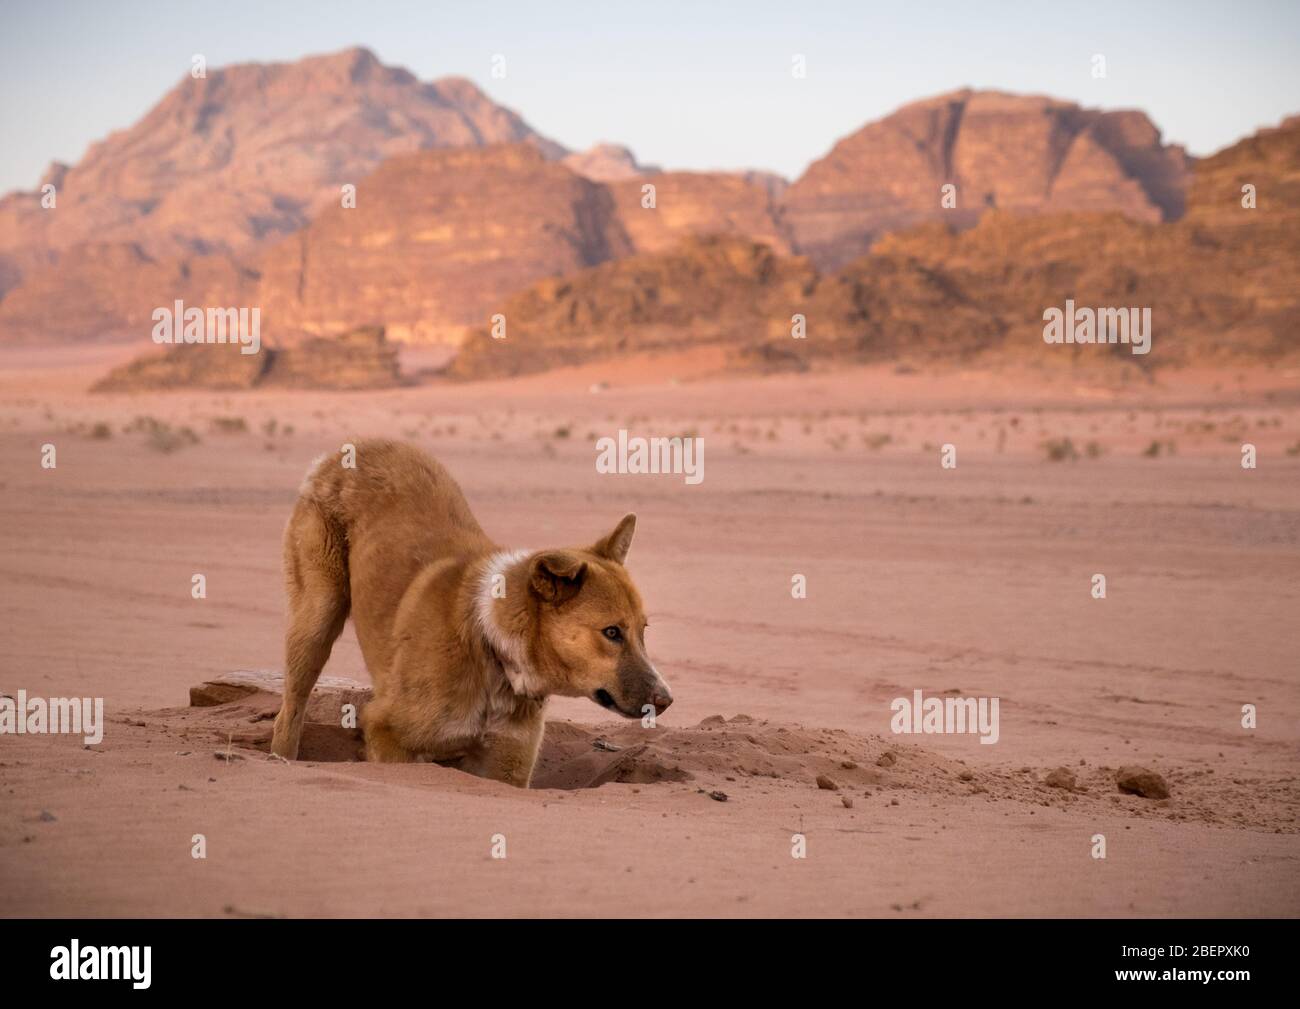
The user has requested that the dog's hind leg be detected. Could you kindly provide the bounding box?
[271,499,349,760]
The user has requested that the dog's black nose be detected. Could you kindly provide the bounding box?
[651,691,673,715]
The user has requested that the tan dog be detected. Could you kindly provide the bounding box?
[269,439,672,786]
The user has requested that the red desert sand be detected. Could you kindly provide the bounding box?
[1,345,1297,917]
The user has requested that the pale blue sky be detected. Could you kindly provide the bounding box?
[2,0,1297,194]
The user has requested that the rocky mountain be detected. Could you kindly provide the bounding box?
[0,244,257,344]
[607,171,793,256]
[562,143,659,181]
[6,50,1291,379]
[451,116,1299,379]
[449,235,817,378]
[0,46,564,301]
[256,143,632,343]
[779,89,1192,270]
[1184,114,1300,227]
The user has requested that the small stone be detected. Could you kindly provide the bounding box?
[214,751,245,762]
[38,810,56,822]
[708,790,728,802]
[816,774,839,791]
[592,739,622,752]
[1045,767,1077,791]
[876,751,897,768]
[841,760,858,770]
[841,796,854,808]
[958,770,974,782]
[1116,766,1170,799]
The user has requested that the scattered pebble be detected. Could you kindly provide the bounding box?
[816,774,839,790]
[876,752,897,768]
[1045,767,1077,791]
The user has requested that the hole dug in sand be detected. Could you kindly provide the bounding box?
[186,670,693,788]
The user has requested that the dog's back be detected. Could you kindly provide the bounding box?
[272,440,496,758]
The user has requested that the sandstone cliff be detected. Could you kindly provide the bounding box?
[450,116,1298,379]
[780,89,1191,270]
[256,144,632,344]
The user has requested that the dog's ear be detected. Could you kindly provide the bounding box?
[529,551,588,605]
[591,513,636,565]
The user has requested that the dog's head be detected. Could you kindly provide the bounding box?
[525,514,672,719]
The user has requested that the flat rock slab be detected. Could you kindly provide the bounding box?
[191,669,372,726]
[187,670,367,762]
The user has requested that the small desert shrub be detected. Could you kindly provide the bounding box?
[147,423,199,453]
[90,422,112,440]
[210,416,248,434]
[1041,437,1079,462]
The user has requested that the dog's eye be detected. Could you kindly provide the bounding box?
[602,626,623,642]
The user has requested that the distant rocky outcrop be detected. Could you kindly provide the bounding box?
[780,89,1192,270]
[92,326,402,392]
[608,171,793,257]
[1184,113,1300,227]
[451,116,1300,379]
[449,235,817,379]
[256,144,632,344]
[255,148,793,346]
[563,143,659,181]
[0,245,258,344]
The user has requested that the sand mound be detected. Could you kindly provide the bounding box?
[180,671,974,791]
[137,673,1292,832]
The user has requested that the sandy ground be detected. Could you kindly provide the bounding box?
[1,345,1298,917]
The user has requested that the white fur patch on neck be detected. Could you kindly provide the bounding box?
[475,549,546,698]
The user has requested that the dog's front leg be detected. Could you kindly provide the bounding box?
[461,715,545,787]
